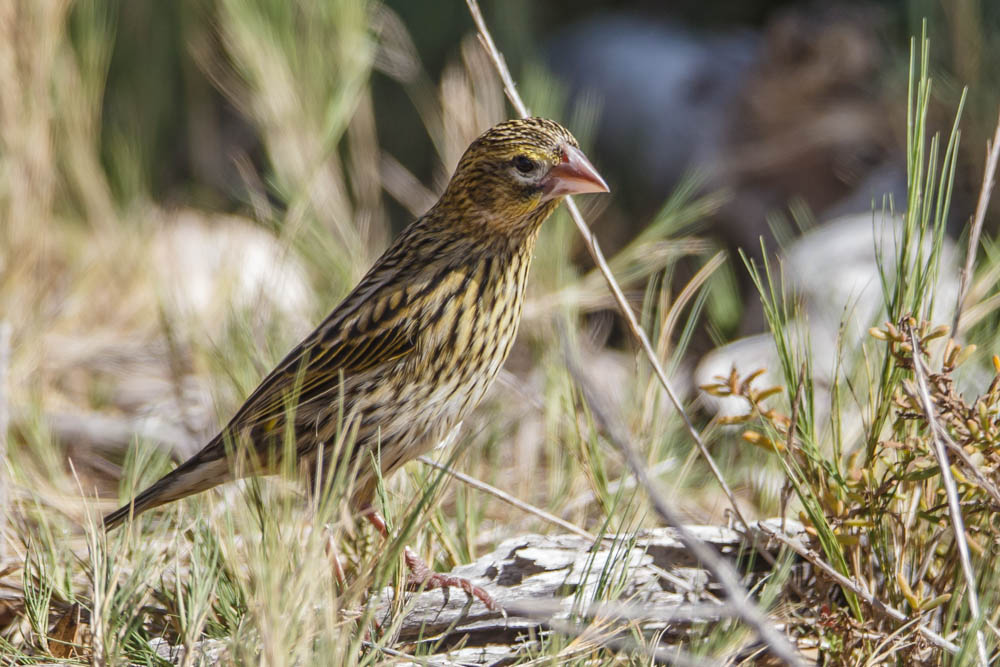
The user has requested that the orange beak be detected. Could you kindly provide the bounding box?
[541,144,610,200]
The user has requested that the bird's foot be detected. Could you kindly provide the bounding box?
[403,546,500,612]
[363,509,501,612]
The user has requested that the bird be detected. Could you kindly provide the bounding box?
[103,117,609,609]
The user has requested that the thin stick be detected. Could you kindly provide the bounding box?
[360,642,439,666]
[417,455,594,540]
[506,598,736,625]
[565,352,803,666]
[953,107,1000,335]
[463,0,747,533]
[465,3,529,119]
[938,427,1000,508]
[907,326,987,665]
[464,5,798,660]
[757,523,960,655]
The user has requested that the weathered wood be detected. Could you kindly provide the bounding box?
[373,519,805,664]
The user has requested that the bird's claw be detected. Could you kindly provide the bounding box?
[403,547,501,612]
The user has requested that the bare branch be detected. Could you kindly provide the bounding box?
[953,106,1000,335]
[463,0,747,533]
[905,326,985,665]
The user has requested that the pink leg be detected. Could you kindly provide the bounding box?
[364,508,390,537]
[363,510,500,612]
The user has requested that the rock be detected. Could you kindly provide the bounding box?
[695,212,961,422]
[151,210,313,333]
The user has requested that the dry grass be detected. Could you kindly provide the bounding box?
[2,2,999,665]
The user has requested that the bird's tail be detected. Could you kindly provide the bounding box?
[103,438,231,531]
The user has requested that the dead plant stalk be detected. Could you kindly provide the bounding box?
[907,326,987,665]
[757,524,960,655]
[462,0,746,533]
[954,107,1000,335]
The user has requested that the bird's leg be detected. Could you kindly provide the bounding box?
[363,509,500,612]
[325,531,347,584]
[300,478,346,584]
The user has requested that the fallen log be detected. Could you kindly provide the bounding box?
[372,519,806,663]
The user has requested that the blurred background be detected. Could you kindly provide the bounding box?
[56,0,1000,244]
[18,1,1000,239]
[2,0,1000,515]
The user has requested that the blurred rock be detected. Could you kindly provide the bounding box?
[695,212,960,421]
[546,6,901,265]
[151,210,313,334]
[546,14,758,212]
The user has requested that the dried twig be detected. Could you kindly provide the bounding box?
[907,326,987,665]
[417,455,594,540]
[757,523,960,655]
[462,2,798,662]
[463,0,747,534]
[937,426,1000,508]
[504,598,735,625]
[361,641,440,666]
[953,107,1000,335]
[565,351,803,666]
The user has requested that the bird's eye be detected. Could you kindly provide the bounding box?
[512,155,538,174]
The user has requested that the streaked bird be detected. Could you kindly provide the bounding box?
[104,117,609,609]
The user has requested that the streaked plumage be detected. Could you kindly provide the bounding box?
[104,117,608,531]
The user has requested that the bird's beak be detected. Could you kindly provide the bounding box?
[541,144,610,200]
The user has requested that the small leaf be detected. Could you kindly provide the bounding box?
[868,326,888,340]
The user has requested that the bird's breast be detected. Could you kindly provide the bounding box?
[416,250,530,417]
[342,248,533,461]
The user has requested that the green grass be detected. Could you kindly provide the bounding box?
[718,24,1000,663]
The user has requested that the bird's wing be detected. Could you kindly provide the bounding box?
[103,258,425,530]
[229,303,416,434]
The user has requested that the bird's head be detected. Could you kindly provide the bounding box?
[439,118,609,235]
